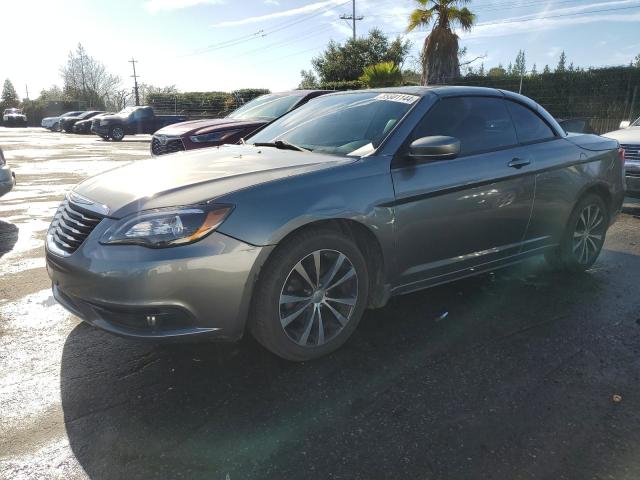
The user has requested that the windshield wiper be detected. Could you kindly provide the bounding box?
[253,140,310,152]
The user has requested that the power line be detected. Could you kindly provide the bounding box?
[183,0,351,57]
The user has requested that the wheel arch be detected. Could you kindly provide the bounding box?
[255,218,390,310]
[576,181,613,219]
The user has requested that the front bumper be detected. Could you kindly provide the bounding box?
[46,220,273,340]
[0,166,14,197]
[92,125,111,136]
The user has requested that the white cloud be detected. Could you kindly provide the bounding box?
[464,11,640,40]
[264,0,280,5]
[144,0,225,13]
[213,0,345,27]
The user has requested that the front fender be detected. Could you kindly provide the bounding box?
[215,155,397,273]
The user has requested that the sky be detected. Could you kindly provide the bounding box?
[1,0,639,99]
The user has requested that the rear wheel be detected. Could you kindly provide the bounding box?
[250,228,369,361]
[110,126,125,141]
[545,193,608,272]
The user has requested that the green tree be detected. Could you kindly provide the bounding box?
[359,61,403,87]
[531,63,538,76]
[407,0,475,85]
[543,64,551,74]
[478,63,485,76]
[309,29,411,83]
[487,64,506,77]
[633,53,639,67]
[556,50,567,73]
[298,69,318,89]
[1,79,19,108]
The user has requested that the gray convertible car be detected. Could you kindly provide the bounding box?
[46,87,625,360]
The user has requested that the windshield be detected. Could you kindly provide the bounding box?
[62,111,82,117]
[228,94,301,121]
[248,92,418,156]
[4,108,22,114]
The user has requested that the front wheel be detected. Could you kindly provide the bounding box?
[110,126,125,141]
[545,193,609,272]
[250,229,369,361]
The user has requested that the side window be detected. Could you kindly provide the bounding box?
[506,101,555,143]
[410,96,517,156]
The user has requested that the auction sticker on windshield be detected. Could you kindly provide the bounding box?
[374,93,418,104]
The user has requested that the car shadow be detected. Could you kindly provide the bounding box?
[0,219,19,258]
[60,250,640,479]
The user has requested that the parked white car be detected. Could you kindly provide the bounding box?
[604,117,640,197]
[41,111,83,131]
[2,108,27,127]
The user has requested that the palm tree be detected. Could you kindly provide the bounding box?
[407,0,475,85]
[359,62,403,88]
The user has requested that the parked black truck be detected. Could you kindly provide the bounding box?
[91,106,188,141]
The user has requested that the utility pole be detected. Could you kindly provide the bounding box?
[25,85,29,101]
[339,0,363,41]
[129,58,140,106]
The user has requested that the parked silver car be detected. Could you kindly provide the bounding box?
[0,147,16,197]
[603,116,640,197]
[46,87,625,360]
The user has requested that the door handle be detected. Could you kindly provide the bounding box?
[508,157,531,169]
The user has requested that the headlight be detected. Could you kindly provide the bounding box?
[100,205,233,248]
[189,129,242,144]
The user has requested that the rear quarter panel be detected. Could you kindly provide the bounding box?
[524,135,623,247]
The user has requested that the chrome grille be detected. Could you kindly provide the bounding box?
[621,144,640,162]
[151,136,185,156]
[48,200,104,255]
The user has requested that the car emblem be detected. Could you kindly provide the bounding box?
[69,191,94,205]
[68,191,110,216]
[158,135,168,145]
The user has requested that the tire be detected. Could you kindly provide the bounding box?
[110,126,125,141]
[545,193,609,272]
[250,228,369,361]
[100,136,109,141]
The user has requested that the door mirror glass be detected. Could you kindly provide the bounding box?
[619,120,631,129]
[408,136,460,161]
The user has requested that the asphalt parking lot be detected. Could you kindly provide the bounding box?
[1,127,640,480]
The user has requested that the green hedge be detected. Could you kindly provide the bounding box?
[319,80,367,91]
[454,66,640,123]
[147,88,271,118]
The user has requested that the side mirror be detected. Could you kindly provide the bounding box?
[408,136,460,161]
[619,121,631,129]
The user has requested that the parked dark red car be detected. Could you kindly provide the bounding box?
[150,90,328,156]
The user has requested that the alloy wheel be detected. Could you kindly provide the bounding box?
[279,249,358,347]
[572,204,605,265]
[112,127,124,140]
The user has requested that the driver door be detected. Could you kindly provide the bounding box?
[390,95,535,289]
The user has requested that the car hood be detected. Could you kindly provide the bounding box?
[154,118,264,136]
[602,127,640,143]
[73,144,353,217]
